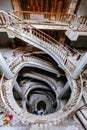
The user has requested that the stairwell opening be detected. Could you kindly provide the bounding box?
[13,54,71,116]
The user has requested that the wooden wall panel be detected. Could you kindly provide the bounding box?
[29,0,33,6]
[36,0,38,6]
[15,0,75,14]
[44,0,49,12]
[68,0,78,14]
[62,0,72,13]
[50,0,57,13]
[11,0,22,16]
[12,0,21,10]
[40,0,44,12]
[56,0,63,13]
[20,0,29,11]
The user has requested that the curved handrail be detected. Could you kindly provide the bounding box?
[0,10,83,55]
[0,11,82,75]
[9,27,75,74]
[9,55,59,76]
[23,72,57,90]
[0,67,83,124]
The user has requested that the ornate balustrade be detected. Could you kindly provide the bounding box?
[0,10,87,31]
[0,11,77,74]
[12,10,73,23]
[0,66,83,126]
[10,10,87,31]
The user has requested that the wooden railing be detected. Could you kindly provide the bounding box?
[0,10,87,31]
[11,10,87,31]
[13,10,73,23]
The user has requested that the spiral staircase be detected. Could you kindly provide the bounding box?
[0,11,87,129]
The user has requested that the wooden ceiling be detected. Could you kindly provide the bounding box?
[11,0,79,15]
[11,0,75,13]
[20,0,73,13]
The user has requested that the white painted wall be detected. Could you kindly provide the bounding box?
[0,0,13,10]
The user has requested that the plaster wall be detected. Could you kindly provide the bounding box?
[0,0,13,10]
